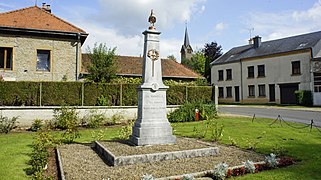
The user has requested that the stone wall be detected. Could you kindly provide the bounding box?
[0,34,81,81]
[0,106,179,127]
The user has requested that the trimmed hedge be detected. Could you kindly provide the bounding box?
[0,82,213,106]
[295,90,313,107]
[167,85,186,105]
[42,82,82,106]
[187,86,212,103]
[0,81,39,106]
[84,83,120,106]
[122,84,139,106]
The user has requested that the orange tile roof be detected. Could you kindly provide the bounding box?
[82,54,202,79]
[0,6,86,33]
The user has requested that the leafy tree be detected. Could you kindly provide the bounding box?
[203,42,223,82]
[167,55,177,62]
[182,50,206,76]
[87,43,117,83]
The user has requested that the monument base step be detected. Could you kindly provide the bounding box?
[94,138,219,166]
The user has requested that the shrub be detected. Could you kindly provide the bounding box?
[105,113,123,126]
[0,115,19,133]
[28,131,60,179]
[295,90,313,106]
[118,119,134,140]
[82,110,106,128]
[122,84,139,106]
[96,95,109,106]
[52,107,80,143]
[53,107,79,130]
[29,119,44,132]
[168,102,217,122]
[187,86,212,103]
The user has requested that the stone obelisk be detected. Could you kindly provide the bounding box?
[130,10,176,146]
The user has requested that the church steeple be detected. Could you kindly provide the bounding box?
[184,27,190,47]
[181,26,193,64]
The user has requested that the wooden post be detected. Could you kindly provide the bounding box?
[81,83,84,106]
[39,82,42,106]
[185,86,188,103]
[120,84,123,106]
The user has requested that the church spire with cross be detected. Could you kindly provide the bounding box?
[180,25,193,64]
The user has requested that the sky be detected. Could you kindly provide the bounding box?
[1,0,321,62]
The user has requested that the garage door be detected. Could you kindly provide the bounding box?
[280,84,299,104]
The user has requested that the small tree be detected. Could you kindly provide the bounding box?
[183,50,206,76]
[87,43,117,83]
[203,42,223,82]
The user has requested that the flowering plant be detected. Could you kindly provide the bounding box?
[213,163,229,180]
[265,153,278,168]
[244,160,256,173]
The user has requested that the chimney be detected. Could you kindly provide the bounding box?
[253,36,262,48]
[41,3,51,13]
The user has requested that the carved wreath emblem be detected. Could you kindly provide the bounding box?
[147,49,159,61]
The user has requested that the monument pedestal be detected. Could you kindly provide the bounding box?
[130,85,176,146]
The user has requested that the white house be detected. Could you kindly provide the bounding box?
[211,31,321,106]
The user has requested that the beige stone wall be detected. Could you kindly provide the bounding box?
[0,34,81,81]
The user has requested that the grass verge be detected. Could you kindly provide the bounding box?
[0,117,320,179]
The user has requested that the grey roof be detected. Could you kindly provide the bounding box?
[211,31,321,65]
[184,27,190,46]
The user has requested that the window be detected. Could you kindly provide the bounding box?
[248,66,254,78]
[248,85,255,97]
[218,87,224,98]
[258,84,266,97]
[226,87,232,98]
[292,61,301,75]
[218,70,224,81]
[37,50,50,71]
[226,69,232,80]
[314,72,321,92]
[0,47,13,70]
[257,65,265,77]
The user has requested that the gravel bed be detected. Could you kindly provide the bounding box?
[98,138,211,156]
[59,138,264,180]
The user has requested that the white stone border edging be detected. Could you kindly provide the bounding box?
[156,161,266,180]
[56,148,66,180]
[94,141,219,166]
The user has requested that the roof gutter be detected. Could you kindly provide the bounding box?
[0,26,88,44]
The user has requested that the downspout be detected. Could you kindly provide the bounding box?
[240,60,243,102]
[76,33,80,81]
[309,47,314,105]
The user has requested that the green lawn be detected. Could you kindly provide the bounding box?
[1,117,321,179]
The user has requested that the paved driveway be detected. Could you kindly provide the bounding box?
[218,105,321,127]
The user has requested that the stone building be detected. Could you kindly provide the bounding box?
[81,55,202,81]
[211,31,321,106]
[180,27,193,64]
[0,4,88,81]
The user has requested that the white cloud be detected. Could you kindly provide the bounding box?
[245,0,321,41]
[95,0,207,35]
[215,22,227,31]
[68,0,207,61]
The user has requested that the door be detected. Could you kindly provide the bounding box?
[234,86,240,102]
[280,83,299,104]
[269,84,275,102]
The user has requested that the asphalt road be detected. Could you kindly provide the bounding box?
[218,105,321,127]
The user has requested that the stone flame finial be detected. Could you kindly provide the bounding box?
[148,9,156,30]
